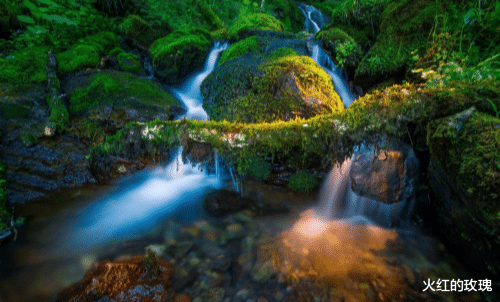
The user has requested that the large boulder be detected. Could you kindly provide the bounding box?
[150,28,213,86]
[118,15,169,50]
[202,44,343,123]
[349,143,420,205]
[427,109,500,277]
[55,255,174,302]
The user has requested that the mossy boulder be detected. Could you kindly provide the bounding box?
[117,52,142,75]
[354,0,443,91]
[68,71,181,116]
[0,46,50,85]
[218,35,259,66]
[57,32,120,75]
[202,46,343,123]
[150,28,213,86]
[427,110,500,276]
[229,13,284,38]
[118,14,167,49]
[316,27,363,77]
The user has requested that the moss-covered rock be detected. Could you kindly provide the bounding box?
[218,35,259,66]
[0,46,50,85]
[354,0,444,91]
[57,32,120,75]
[427,110,500,276]
[117,52,142,75]
[202,46,343,123]
[316,27,363,77]
[69,71,180,115]
[266,0,305,33]
[118,14,166,49]
[150,28,213,86]
[229,13,284,38]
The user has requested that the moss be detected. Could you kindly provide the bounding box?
[109,47,125,57]
[229,13,284,38]
[316,27,363,68]
[335,24,375,50]
[0,46,50,85]
[288,170,318,192]
[69,71,179,114]
[427,111,500,226]
[266,0,305,33]
[118,14,162,48]
[218,35,259,66]
[46,95,70,131]
[197,0,227,31]
[57,32,119,75]
[240,156,272,180]
[117,52,142,75]
[0,0,22,39]
[149,27,213,85]
[355,0,444,87]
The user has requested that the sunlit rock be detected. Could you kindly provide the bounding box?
[56,256,174,302]
[349,143,420,205]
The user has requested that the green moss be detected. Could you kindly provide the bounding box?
[46,95,69,131]
[288,170,318,192]
[117,52,142,75]
[266,0,305,33]
[109,47,125,57]
[57,32,119,75]
[0,46,50,85]
[149,27,213,84]
[229,13,284,38]
[118,14,162,48]
[69,71,179,114]
[427,111,500,225]
[239,156,272,180]
[316,27,363,68]
[218,35,259,66]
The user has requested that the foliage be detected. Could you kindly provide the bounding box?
[0,46,50,85]
[117,52,142,75]
[330,0,388,27]
[239,156,272,180]
[69,71,179,114]
[118,14,164,48]
[288,170,318,192]
[316,27,363,68]
[2,0,115,51]
[56,31,119,75]
[143,249,159,279]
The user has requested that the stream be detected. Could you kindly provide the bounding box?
[0,3,493,302]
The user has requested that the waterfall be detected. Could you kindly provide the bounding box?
[311,44,356,107]
[296,2,328,35]
[315,147,417,228]
[64,41,230,250]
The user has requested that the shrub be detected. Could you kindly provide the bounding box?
[288,170,318,192]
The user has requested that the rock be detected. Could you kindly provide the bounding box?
[55,256,174,302]
[119,15,169,50]
[229,13,284,38]
[203,189,257,217]
[150,28,212,86]
[201,41,343,123]
[349,143,420,205]
[173,293,191,302]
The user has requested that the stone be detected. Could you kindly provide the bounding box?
[349,143,420,204]
[55,256,173,302]
[203,189,257,217]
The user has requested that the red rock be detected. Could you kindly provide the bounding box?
[56,256,173,302]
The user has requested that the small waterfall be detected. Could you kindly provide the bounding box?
[297,2,328,35]
[311,44,356,107]
[297,2,356,107]
[172,41,229,121]
[315,151,415,228]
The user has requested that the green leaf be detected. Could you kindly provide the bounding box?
[17,15,36,24]
[37,0,60,7]
[23,0,40,13]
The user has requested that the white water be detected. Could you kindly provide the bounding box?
[298,2,357,107]
[63,42,230,251]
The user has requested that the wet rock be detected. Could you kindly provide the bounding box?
[56,256,174,302]
[349,143,420,205]
[203,189,257,217]
[199,287,225,302]
[172,293,191,302]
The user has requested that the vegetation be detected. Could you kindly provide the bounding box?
[288,170,318,192]
[229,13,284,38]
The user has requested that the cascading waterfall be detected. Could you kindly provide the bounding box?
[298,3,413,227]
[64,41,230,250]
[298,2,356,107]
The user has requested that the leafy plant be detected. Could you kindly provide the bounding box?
[288,170,318,192]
